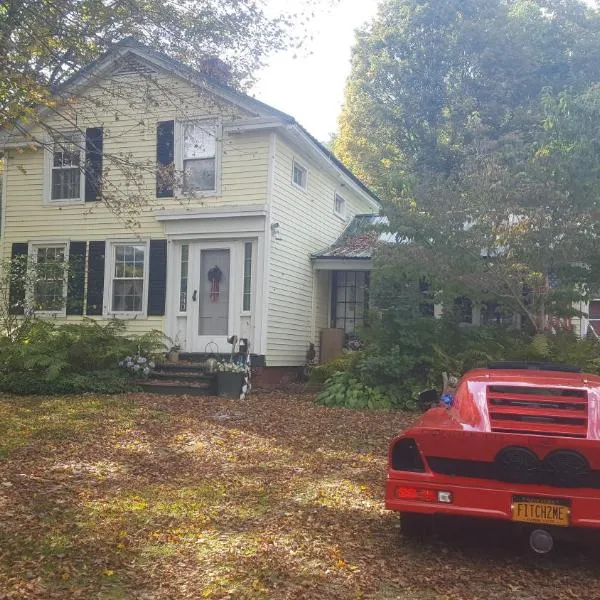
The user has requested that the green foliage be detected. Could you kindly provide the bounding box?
[0,370,136,395]
[317,306,600,411]
[336,0,600,330]
[315,372,397,411]
[0,319,163,394]
[311,351,361,383]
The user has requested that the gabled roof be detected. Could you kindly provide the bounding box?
[312,214,392,259]
[2,38,380,209]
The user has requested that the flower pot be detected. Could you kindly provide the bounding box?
[167,350,179,363]
[216,372,244,397]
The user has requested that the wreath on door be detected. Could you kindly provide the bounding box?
[208,265,222,302]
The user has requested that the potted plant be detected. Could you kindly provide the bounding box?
[167,344,180,363]
[215,360,245,397]
[164,335,182,363]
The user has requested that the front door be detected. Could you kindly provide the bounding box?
[188,243,241,353]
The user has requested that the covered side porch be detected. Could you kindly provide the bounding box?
[312,214,384,362]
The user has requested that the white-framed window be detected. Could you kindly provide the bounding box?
[176,120,220,195]
[105,241,149,315]
[29,243,69,314]
[292,159,308,190]
[45,132,84,203]
[334,192,346,218]
[242,241,253,313]
[179,244,189,313]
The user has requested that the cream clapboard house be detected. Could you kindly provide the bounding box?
[0,39,380,374]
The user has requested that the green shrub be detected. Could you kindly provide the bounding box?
[0,370,136,395]
[315,313,600,412]
[311,351,361,383]
[315,372,395,410]
[0,318,164,394]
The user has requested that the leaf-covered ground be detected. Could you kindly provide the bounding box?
[1,391,600,599]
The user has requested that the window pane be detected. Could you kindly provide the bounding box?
[293,163,306,188]
[33,246,66,311]
[51,168,80,200]
[111,245,145,312]
[332,270,369,335]
[179,244,189,312]
[53,139,80,167]
[243,242,252,312]
[112,279,143,312]
[183,158,215,192]
[34,280,65,311]
[184,124,216,159]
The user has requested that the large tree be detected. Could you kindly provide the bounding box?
[0,0,305,130]
[336,0,600,331]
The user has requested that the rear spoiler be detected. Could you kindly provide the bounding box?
[488,361,581,373]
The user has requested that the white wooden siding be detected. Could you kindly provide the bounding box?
[2,70,270,336]
[266,138,374,366]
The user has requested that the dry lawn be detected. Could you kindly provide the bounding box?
[0,390,599,599]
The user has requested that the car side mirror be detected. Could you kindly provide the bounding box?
[417,389,440,410]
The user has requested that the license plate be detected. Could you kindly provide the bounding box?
[511,496,570,527]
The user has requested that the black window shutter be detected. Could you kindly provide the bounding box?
[156,120,174,198]
[9,242,28,315]
[85,127,103,202]
[66,241,87,315]
[147,239,167,316]
[86,241,105,316]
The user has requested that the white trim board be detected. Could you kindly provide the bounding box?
[312,258,373,271]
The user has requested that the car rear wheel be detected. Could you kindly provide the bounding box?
[400,512,432,538]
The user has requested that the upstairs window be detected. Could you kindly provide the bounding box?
[182,122,217,193]
[45,128,103,203]
[31,244,68,313]
[51,134,83,201]
[292,159,307,190]
[334,192,346,218]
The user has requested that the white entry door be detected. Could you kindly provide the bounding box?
[187,243,241,353]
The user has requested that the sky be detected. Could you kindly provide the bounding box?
[251,0,381,142]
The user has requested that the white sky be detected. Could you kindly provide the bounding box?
[251,0,380,142]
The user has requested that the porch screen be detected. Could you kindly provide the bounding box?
[331,271,369,334]
[199,249,230,335]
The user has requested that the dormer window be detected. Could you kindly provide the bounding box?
[292,159,307,190]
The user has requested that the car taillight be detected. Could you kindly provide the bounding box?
[395,487,453,504]
[391,438,425,472]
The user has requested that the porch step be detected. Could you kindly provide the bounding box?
[138,379,216,396]
[154,362,210,373]
[178,353,265,367]
[149,370,214,382]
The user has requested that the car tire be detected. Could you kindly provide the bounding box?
[400,512,432,538]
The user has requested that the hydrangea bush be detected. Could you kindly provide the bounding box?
[216,360,246,373]
[119,354,156,378]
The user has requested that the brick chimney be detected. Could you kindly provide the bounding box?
[197,57,233,87]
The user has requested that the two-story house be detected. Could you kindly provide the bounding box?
[0,39,380,379]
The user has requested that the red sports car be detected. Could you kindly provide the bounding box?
[385,362,600,553]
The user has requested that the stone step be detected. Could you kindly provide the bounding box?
[138,380,215,396]
[149,370,215,381]
[155,362,209,372]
